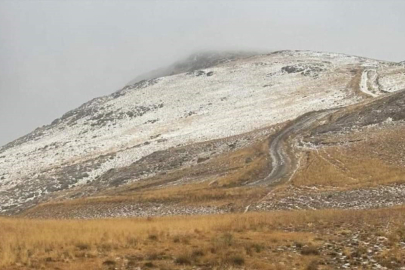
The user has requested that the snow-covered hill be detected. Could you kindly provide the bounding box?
[1,50,405,214]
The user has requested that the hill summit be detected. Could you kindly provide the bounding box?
[1,50,405,217]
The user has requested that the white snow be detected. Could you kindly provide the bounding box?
[1,50,404,212]
[360,69,378,97]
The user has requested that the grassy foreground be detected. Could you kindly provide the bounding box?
[1,208,405,270]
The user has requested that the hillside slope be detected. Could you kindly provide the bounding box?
[1,50,405,215]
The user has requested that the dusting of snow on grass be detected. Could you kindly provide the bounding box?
[0,50,404,213]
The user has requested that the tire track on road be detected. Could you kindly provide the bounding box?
[249,110,334,186]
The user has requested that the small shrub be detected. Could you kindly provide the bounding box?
[62,250,74,260]
[148,234,158,241]
[144,262,154,268]
[127,260,137,268]
[197,157,210,163]
[301,245,320,256]
[75,242,90,250]
[252,243,264,253]
[269,237,279,243]
[146,252,163,260]
[182,237,190,244]
[172,235,190,244]
[245,245,253,256]
[221,233,233,246]
[192,249,204,257]
[227,255,245,266]
[102,259,116,266]
[394,225,405,242]
[102,243,112,251]
[126,236,138,247]
[174,254,192,265]
[294,241,303,248]
[173,236,180,243]
[306,259,319,270]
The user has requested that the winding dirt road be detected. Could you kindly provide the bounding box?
[252,68,392,187]
[250,110,334,186]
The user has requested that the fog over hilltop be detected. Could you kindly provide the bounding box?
[1,0,405,145]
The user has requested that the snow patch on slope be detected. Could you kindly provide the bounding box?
[1,50,404,213]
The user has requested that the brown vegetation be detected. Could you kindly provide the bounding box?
[293,125,405,189]
[2,207,405,269]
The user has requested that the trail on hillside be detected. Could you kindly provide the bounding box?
[359,69,386,97]
[250,110,333,186]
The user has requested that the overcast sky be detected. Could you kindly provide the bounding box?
[0,0,404,146]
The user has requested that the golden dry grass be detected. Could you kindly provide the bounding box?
[2,207,405,270]
[292,126,405,189]
[291,149,405,189]
[21,186,270,220]
[22,138,272,218]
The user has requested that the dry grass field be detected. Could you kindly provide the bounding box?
[1,75,404,269]
[2,207,405,270]
[292,125,405,190]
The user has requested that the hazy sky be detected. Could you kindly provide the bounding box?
[1,0,404,146]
